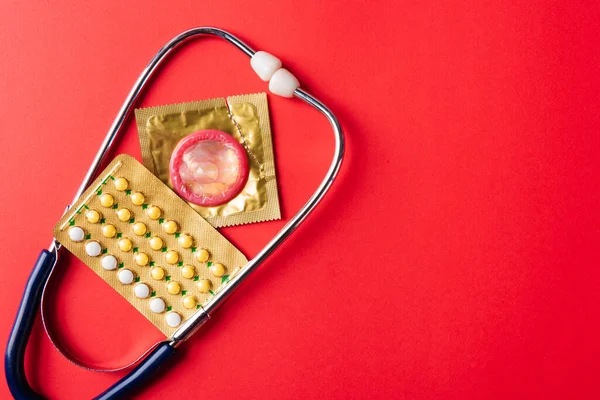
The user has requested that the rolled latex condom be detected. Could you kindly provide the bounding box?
[169,130,249,207]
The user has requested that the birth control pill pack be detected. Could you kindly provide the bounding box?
[53,154,248,336]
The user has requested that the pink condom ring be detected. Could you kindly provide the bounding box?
[169,130,249,207]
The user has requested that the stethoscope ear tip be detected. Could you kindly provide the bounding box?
[251,51,300,97]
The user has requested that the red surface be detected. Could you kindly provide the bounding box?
[1,1,599,399]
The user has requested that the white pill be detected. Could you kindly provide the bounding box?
[68,226,85,242]
[134,283,150,299]
[118,269,134,285]
[101,255,118,271]
[269,68,299,98]
[250,51,282,81]
[165,312,182,328]
[85,241,102,257]
[149,297,166,313]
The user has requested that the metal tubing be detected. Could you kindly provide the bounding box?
[72,27,255,205]
[50,26,344,346]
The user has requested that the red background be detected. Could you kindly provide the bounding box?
[1,1,599,399]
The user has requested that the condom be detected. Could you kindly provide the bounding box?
[170,130,249,207]
[135,93,281,228]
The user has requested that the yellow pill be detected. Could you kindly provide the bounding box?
[210,263,226,277]
[100,193,115,208]
[116,208,131,222]
[163,220,178,234]
[134,252,149,266]
[118,238,133,252]
[132,222,147,236]
[165,250,179,265]
[178,234,193,249]
[146,205,161,220]
[114,177,128,191]
[131,192,145,206]
[196,249,210,263]
[150,266,165,280]
[102,224,117,238]
[167,281,181,295]
[182,295,197,309]
[149,236,163,251]
[196,279,211,293]
[85,209,101,224]
[181,265,195,279]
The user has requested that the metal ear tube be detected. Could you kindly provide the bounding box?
[5,27,344,400]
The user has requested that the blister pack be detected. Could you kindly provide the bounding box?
[53,154,248,335]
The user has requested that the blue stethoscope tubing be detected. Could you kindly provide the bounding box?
[5,27,344,400]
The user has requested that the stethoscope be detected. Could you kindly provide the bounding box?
[5,27,344,400]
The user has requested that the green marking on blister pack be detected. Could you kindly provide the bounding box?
[191,247,197,253]
[68,219,75,226]
[135,276,140,282]
[142,204,148,209]
[207,261,213,267]
[165,276,171,281]
[100,218,106,224]
[208,290,215,295]
[83,204,89,209]
[161,247,167,253]
[109,175,115,181]
[96,189,102,196]
[193,276,199,281]
[181,290,187,296]
[112,204,118,209]
[177,262,183,267]
[125,189,132,195]
[196,304,201,309]
[174,232,180,238]
[102,248,108,254]
[129,218,135,224]
[145,232,151,238]
[116,232,122,238]
[151,291,156,297]
[149,261,155,267]
[158,218,165,224]
[133,247,138,253]
[85,234,91,240]
[166,306,172,312]
[118,263,124,268]
[221,275,230,284]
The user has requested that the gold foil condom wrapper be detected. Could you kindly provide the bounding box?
[135,93,281,228]
[53,154,249,336]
